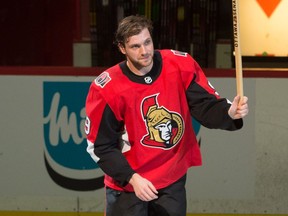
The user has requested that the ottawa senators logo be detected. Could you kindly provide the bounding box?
[140,94,184,149]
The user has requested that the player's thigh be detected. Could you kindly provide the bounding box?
[105,187,148,216]
[148,174,187,216]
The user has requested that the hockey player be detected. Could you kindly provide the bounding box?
[85,15,248,216]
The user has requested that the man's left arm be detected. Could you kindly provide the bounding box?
[186,74,248,131]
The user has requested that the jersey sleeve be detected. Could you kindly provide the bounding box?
[85,82,135,186]
[184,56,243,130]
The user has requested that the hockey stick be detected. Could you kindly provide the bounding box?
[232,0,244,98]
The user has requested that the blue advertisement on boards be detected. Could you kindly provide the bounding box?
[43,82,104,191]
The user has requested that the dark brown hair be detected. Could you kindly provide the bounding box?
[115,15,153,47]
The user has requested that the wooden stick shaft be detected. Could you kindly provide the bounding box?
[232,0,244,97]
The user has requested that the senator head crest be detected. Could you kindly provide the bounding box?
[140,94,184,149]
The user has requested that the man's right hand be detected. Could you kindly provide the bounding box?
[129,173,158,201]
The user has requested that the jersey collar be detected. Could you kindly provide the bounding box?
[119,50,162,85]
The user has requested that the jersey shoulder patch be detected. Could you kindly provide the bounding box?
[94,71,111,88]
[170,49,188,57]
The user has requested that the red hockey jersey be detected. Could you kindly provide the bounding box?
[85,50,242,191]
